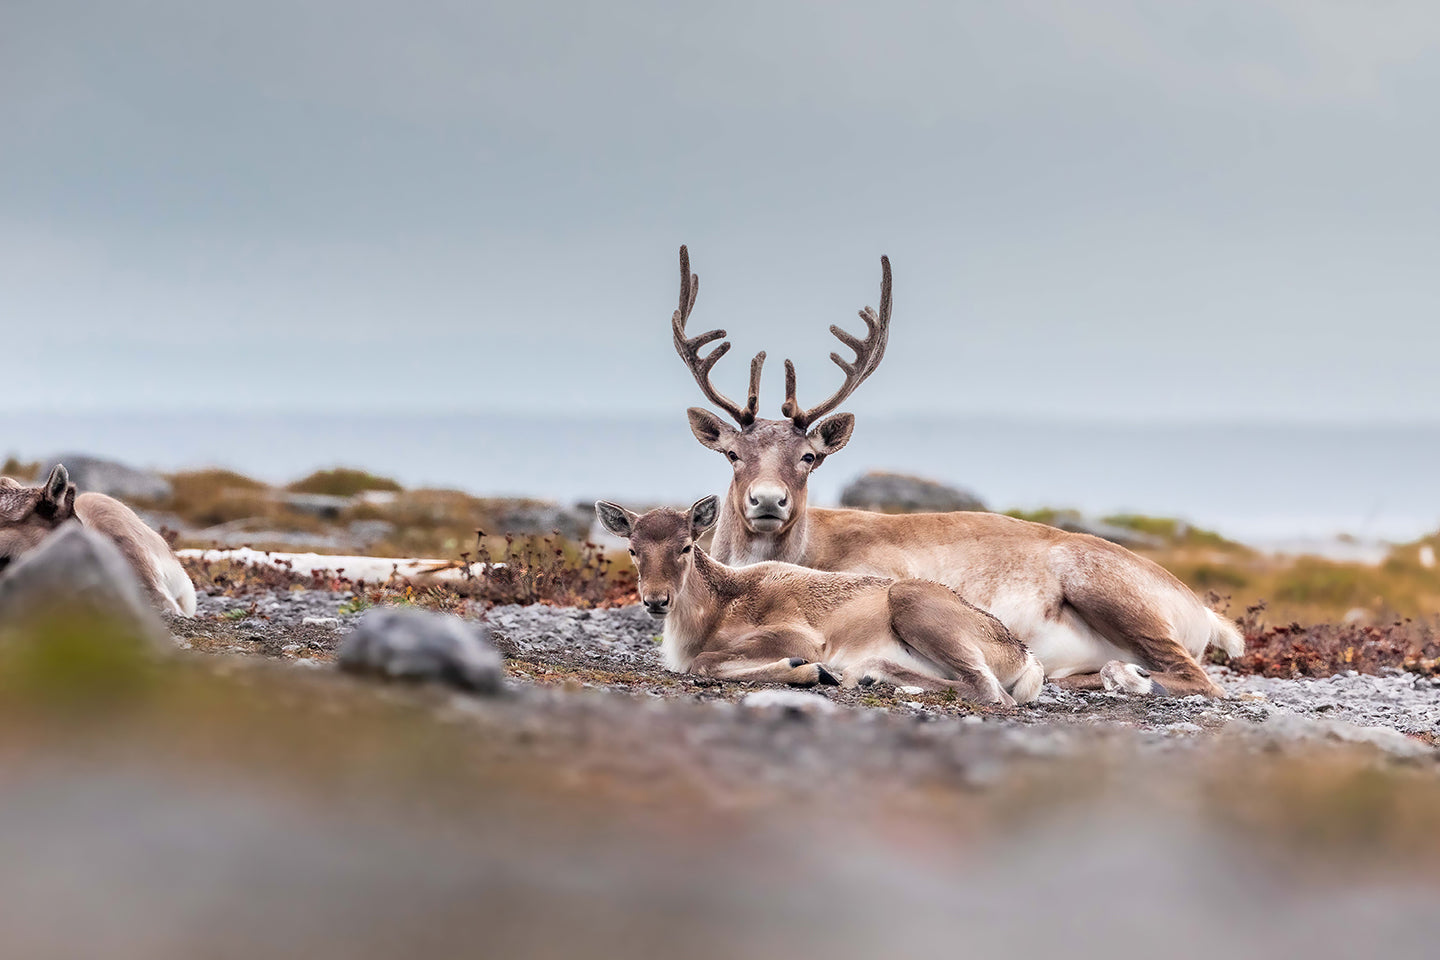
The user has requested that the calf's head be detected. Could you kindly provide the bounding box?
[595,496,719,619]
[0,465,78,574]
[669,245,889,536]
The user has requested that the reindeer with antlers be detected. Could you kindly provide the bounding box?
[672,246,1242,698]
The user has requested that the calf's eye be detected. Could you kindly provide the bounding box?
[801,453,816,464]
[681,545,692,554]
[726,451,739,463]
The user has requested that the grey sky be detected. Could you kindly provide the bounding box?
[4,1,1439,420]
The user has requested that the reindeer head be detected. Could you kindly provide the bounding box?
[671,246,890,535]
[595,496,718,619]
[0,465,78,574]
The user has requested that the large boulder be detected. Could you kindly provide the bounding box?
[0,522,169,646]
[338,607,504,695]
[41,454,172,502]
[840,472,986,514]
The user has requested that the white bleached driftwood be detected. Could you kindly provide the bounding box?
[178,548,497,582]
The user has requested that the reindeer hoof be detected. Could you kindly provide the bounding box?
[1100,661,1156,696]
[787,657,807,668]
[816,663,842,685]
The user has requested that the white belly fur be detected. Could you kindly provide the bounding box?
[986,594,1128,679]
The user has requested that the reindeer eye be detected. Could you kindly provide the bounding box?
[681,545,692,554]
[726,451,739,463]
[628,549,636,556]
[801,453,816,464]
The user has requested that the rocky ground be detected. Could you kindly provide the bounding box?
[176,586,1440,780]
[7,574,1440,958]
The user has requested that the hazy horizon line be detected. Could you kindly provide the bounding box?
[15,408,1440,430]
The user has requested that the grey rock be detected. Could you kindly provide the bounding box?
[347,519,396,547]
[0,522,168,647]
[490,500,594,541]
[41,454,172,502]
[1260,712,1434,758]
[278,492,354,519]
[338,607,504,694]
[840,472,986,514]
[1021,510,1166,549]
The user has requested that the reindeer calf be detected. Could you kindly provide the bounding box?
[0,465,197,616]
[597,496,1043,705]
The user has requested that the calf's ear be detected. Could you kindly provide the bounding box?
[689,495,719,538]
[594,500,636,538]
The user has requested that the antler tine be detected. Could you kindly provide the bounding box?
[785,255,892,428]
[670,245,756,425]
[780,359,799,421]
[744,351,766,422]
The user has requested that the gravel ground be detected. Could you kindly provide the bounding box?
[173,588,1440,768]
[51,584,1435,959]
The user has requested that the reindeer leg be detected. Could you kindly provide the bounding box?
[886,580,1040,704]
[1069,604,1224,698]
[690,652,838,686]
[688,629,838,686]
[840,656,1011,703]
[1056,552,1227,699]
[1049,673,1106,692]
[1096,641,1224,698]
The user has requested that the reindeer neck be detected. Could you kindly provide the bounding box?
[662,549,733,672]
[711,488,810,567]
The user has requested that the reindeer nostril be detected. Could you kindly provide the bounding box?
[748,497,759,506]
[778,497,787,507]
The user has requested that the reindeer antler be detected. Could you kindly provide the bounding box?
[671,245,764,426]
[781,255,891,428]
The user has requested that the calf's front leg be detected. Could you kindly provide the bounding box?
[687,628,838,686]
[689,652,840,686]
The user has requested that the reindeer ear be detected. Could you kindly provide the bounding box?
[44,464,70,503]
[689,495,719,538]
[687,408,739,453]
[594,501,636,538]
[37,464,77,521]
[807,413,854,457]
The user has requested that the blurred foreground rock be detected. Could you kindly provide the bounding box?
[338,607,504,694]
[0,523,168,646]
[40,454,172,501]
[840,472,986,514]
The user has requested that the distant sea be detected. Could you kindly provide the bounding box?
[4,413,1438,552]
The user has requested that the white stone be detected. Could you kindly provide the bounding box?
[740,689,838,715]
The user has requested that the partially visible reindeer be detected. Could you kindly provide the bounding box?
[669,246,1242,698]
[595,496,1044,704]
[0,464,197,616]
